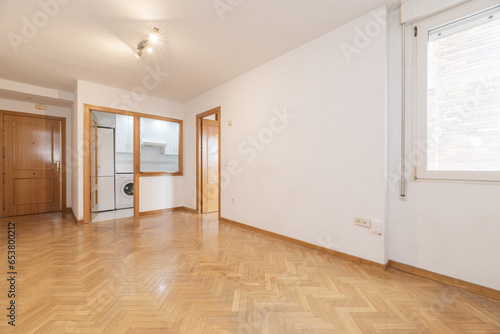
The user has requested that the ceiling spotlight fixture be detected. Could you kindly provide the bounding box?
[136,27,159,58]
[149,29,159,43]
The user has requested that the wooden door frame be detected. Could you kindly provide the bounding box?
[84,105,138,224]
[90,114,99,221]
[196,107,221,216]
[83,104,184,224]
[0,109,66,217]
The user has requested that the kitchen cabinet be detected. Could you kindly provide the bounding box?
[140,118,166,144]
[115,114,134,153]
[164,121,180,155]
[140,118,179,155]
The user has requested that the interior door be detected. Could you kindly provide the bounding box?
[90,114,99,220]
[3,114,62,217]
[201,119,219,213]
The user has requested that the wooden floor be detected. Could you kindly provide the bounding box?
[1,211,499,333]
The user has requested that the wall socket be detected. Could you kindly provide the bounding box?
[354,217,371,228]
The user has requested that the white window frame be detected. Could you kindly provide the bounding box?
[413,0,500,182]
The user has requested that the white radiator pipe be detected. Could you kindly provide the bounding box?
[401,23,407,199]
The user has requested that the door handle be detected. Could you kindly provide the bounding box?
[56,161,60,172]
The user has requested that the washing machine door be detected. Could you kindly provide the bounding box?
[122,181,134,197]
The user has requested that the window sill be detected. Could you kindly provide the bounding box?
[415,170,500,183]
[138,172,183,177]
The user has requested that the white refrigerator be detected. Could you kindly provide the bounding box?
[97,128,115,211]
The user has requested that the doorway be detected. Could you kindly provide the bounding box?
[90,109,135,223]
[196,107,221,214]
[1,111,66,217]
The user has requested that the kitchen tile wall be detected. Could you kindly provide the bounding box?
[140,146,179,172]
[116,152,134,173]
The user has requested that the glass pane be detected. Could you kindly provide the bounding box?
[427,13,500,171]
[140,118,180,173]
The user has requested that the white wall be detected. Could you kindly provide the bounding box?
[73,80,184,220]
[139,176,184,211]
[183,8,389,264]
[0,98,73,208]
[387,9,500,290]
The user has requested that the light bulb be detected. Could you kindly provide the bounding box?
[147,47,153,53]
[149,33,158,43]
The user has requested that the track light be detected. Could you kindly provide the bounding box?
[136,27,159,58]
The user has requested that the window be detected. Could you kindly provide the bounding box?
[140,117,182,174]
[414,2,500,181]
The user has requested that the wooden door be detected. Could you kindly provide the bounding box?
[201,119,219,213]
[3,114,62,217]
[90,115,98,221]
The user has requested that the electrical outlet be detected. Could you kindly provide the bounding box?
[372,222,382,235]
[355,217,371,228]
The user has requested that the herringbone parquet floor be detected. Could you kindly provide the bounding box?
[0,211,499,333]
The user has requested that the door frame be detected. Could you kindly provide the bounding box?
[90,113,99,221]
[196,107,221,216]
[0,109,66,217]
[84,105,138,224]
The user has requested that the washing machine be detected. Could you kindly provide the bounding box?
[115,173,134,209]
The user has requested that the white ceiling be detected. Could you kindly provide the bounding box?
[0,0,394,103]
